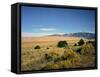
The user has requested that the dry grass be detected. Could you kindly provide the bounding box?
[21,36,95,71]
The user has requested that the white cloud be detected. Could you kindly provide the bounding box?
[40,28,56,31]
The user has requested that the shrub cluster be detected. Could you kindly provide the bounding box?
[43,49,81,69]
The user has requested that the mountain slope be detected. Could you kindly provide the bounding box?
[50,32,95,39]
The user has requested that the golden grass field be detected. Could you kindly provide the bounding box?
[21,36,95,71]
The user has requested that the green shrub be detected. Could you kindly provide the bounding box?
[57,40,68,48]
[78,39,85,46]
[34,45,40,49]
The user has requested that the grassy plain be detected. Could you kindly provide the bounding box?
[21,36,95,71]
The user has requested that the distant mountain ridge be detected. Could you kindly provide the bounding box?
[49,32,95,39]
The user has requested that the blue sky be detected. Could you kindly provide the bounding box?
[21,6,95,37]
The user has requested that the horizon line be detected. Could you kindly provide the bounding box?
[22,32,95,37]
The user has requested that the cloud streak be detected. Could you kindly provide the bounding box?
[40,28,56,31]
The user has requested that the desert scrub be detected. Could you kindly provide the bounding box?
[57,40,68,48]
[59,60,72,68]
[43,60,72,70]
[74,43,77,46]
[78,39,85,46]
[45,52,61,62]
[43,61,54,70]
[86,40,95,47]
[43,61,61,70]
[51,52,61,62]
[44,53,52,62]
[62,49,79,60]
[81,43,95,55]
[72,46,82,54]
[22,58,45,71]
[34,45,40,49]
[47,47,49,49]
[62,49,81,65]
